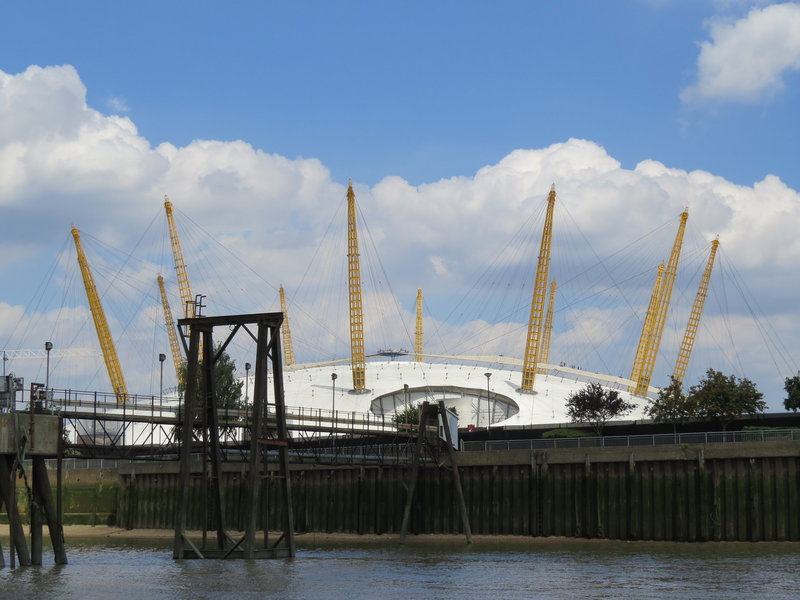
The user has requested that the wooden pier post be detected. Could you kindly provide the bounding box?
[32,456,67,564]
[0,453,31,567]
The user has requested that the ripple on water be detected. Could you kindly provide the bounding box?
[1,538,799,600]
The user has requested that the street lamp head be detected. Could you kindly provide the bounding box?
[485,372,491,379]
[245,362,251,372]
[331,372,337,381]
[159,353,166,363]
[45,341,53,352]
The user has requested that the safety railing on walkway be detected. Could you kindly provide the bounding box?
[462,429,800,452]
[35,441,417,470]
[33,388,398,433]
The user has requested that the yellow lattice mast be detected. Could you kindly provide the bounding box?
[71,225,128,403]
[158,274,183,382]
[537,279,556,373]
[346,180,366,391]
[631,209,689,395]
[164,195,202,359]
[414,288,423,362]
[521,185,557,392]
[629,263,664,393]
[279,285,295,367]
[164,196,194,319]
[672,237,719,386]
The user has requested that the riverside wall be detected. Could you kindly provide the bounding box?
[4,441,800,542]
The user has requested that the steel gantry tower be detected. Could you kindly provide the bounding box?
[672,237,719,386]
[158,274,184,382]
[521,185,557,392]
[71,225,128,403]
[415,288,423,362]
[629,263,664,393]
[279,285,295,367]
[629,209,689,396]
[164,196,194,319]
[346,181,367,391]
[164,195,202,360]
[537,279,556,373]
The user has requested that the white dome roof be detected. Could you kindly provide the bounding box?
[263,356,653,429]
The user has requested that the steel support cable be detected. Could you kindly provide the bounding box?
[558,201,676,328]
[43,249,85,384]
[1,232,73,351]
[418,296,448,355]
[356,201,416,352]
[720,251,796,375]
[442,202,548,354]
[51,242,82,345]
[548,200,668,378]
[76,241,158,378]
[69,226,163,394]
[167,205,259,316]
[439,200,548,333]
[716,255,748,374]
[178,200,350,353]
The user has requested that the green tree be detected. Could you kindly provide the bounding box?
[646,376,699,433]
[688,368,766,431]
[393,403,420,427]
[784,374,800,412]
[566,382,635,436]
[177,344,245,438]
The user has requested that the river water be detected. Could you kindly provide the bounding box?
[2,536,799,599]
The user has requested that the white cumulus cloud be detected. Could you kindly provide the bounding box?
[681,2,800,105]
[1,63,798,407]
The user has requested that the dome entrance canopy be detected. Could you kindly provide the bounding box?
[370,385,519,428]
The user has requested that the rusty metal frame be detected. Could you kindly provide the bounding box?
[172,312,295,559]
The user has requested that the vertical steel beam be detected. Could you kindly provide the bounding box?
[269,322,295,557]
[173,325,201,559]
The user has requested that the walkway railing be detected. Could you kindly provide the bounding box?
[462,429,800,452]
[28,388,399,434]
[34,441,417,470]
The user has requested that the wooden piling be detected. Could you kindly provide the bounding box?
[0,455,30,566]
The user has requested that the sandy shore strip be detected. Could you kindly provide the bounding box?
[6,525,798,546]
[0,524,604,545]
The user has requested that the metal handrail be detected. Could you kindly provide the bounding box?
[26,387,398,432]
[462,429,800,452]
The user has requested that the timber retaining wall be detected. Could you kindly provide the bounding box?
[4,441,800,541]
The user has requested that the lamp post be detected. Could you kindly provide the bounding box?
[484,372,492,431]
[331,373,337,417]
[245,362,251,403]
[331,373,337,449]
[45,341,53,390]
[159,353,166,408]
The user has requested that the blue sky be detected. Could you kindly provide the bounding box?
[2,1,797,188]
[1,1,799,408]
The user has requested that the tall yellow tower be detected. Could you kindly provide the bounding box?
[629,263,664,393]
[164,196,194,319]
[158,274,183,382]
[72,225,128,402]
[346,181,366,391]
[521,185,557,392]
[672,238,719,386]
[630,209,689,395]
[164,195,202,359]
[414,288,423,362]
[279,285,295,367]
[537,279,556,373]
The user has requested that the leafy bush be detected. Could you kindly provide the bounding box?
[393,404,420,426]
[542,428,591,439]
